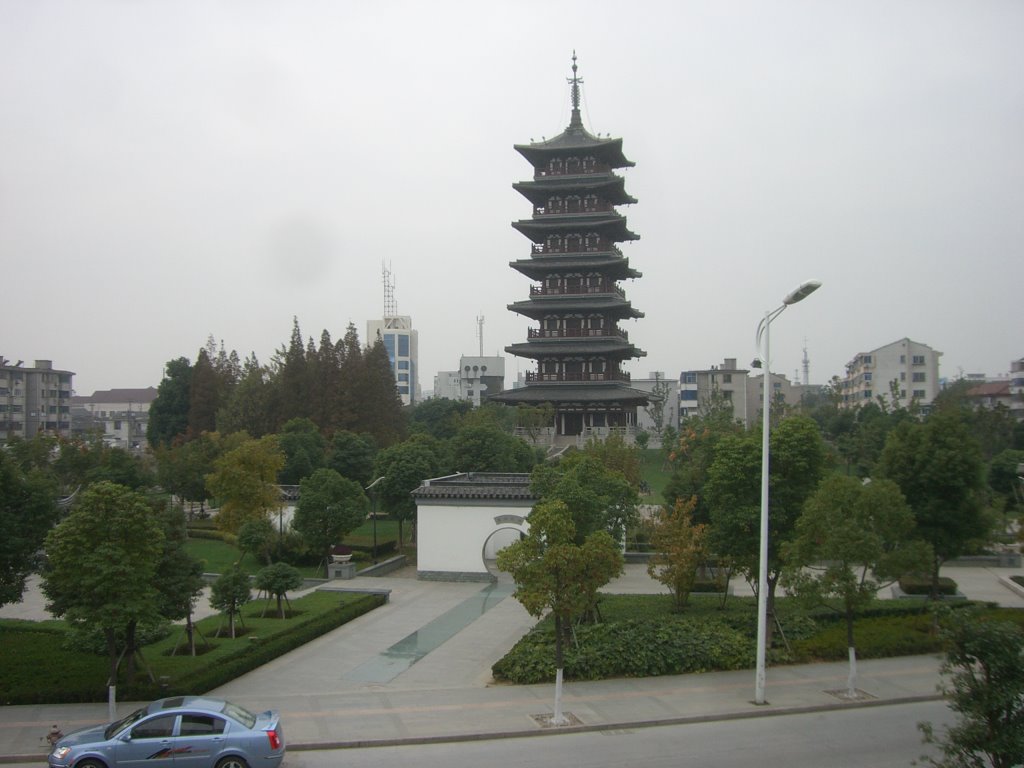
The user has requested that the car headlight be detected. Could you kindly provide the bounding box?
[51,746,72,760]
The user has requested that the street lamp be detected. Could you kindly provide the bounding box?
[753,279,821,706]
[365,476,385,563]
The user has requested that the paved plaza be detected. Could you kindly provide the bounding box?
[1,563,1022,762]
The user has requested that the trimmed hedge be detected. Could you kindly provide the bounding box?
[899,575,959,596]
[493,617,753,683]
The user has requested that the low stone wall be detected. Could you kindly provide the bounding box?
[417,570,496,583]
[945,553,1022,568]
[357,555,408,577]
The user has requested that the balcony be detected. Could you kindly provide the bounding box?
[534,163,612,178]
[525,371,632,383]
[530,282,625,298]
[528,327,629,341]
[533,202,615,216]
[531,242,622,256]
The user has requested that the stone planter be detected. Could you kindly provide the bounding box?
[331,553,353,564]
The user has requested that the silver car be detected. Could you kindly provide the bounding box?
[48,696,285,768]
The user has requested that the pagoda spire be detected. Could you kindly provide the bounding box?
[567,50,584,131]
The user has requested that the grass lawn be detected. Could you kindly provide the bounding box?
[639,448,672,505]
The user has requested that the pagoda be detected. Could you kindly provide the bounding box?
[493,54,649,442]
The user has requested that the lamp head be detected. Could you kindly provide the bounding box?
[783,280,822,306]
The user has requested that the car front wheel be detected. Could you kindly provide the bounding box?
[75,760,108,768]
[215,756,250,768]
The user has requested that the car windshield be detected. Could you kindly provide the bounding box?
[104,706,149,740]
[222,702,256,729]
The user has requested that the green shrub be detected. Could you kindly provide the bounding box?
[791,613,943,661]
[186,528,237,545]
[493,616,753,684]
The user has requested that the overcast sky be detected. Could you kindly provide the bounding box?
[2,0,1022,397]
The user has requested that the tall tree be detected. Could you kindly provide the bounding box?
[187,348,220,438]
[205,435,285,533]
[326,430,377,486]
[355,337,407,446]
[0,450,59,607]
[273,316,311,427]
[663,407,744,523]
[210,567,251,639]
[876,411,989,597]
[783,475,930,696]
[409,397,473,440]
[530,453,638,544]
[147,357,193,448]
[216,354,276,437]
[497,499,623,725]
[293,468,369,576]
[373,435,446,549]
[42,482,164,686]
[706,415,827,634]
[448,423,538,473]
[277,417,326,485]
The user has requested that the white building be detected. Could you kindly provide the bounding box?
[678,358,753,426]
[839,338,942,410]
[1010,357,1024,421]
[433,356,506,407]
[367,316,420,406]
[71,387,158,451]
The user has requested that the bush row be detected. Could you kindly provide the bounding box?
[493,617,753,684]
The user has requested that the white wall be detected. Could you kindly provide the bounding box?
[417,500,529,579]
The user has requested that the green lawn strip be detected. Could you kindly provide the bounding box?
[492,593,1021,684]
[638,449,671,506]
[0,591,386,705]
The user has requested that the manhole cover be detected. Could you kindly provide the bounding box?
[825,688,876,702]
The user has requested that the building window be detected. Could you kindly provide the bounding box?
[900,372,906,381]
[900,355,906,364]
[912,355,925,365]
[683,373,697,384]
[398,360,409,370]
[680,390,698,401]
[723,374,732,383]
[862,355,872,364]
[398,334,410,357]
[913,389,926,399]
[114,421,122,430]
[722,389,733,400]
[863,390,872,399]
[864,372,872,382]
[912,372,926,382]
[383,334,396,364]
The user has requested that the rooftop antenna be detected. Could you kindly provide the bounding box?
[382,261,397,317]
[802,338,810,386]
[477,315,485,357]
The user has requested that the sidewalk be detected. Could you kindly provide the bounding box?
[4,561,1022,762]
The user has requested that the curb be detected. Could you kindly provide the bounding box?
[1,693,945,762]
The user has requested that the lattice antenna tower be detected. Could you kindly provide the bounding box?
[802,338,810,386]
[477,315,485,356]
[382,261,397,317]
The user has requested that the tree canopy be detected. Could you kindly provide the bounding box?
[293,468,369,575]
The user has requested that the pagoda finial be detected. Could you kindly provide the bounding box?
[567,50,584,130]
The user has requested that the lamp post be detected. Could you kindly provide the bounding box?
[366,476,385,563]
[753,279,821,706]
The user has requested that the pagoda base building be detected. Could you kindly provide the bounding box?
[493,55,649,445]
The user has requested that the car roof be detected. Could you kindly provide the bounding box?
[149,696,228,714]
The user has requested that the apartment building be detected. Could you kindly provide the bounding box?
[839,338,942,410]
[0,358,74,440]
[678,358,753,426]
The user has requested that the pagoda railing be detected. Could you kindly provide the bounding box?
[528,327,628,341]
[531,243,623,256]
[534,202,615,216]
[525,371,631,383]
[535,164,612,178]
[530,283,625,298]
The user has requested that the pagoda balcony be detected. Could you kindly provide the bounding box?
[531,243,622,256]
[525,371,632,383]
[530,283,626,298]
[533,202,615,216]
[528,327,629,341]
[534,163,612,178]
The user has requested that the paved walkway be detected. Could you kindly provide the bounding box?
[2,564,1022,763]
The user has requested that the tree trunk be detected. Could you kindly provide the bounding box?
[124,620,138,681]
[846,606,857,697]
[552,613,567,726]
[106,628,119,687]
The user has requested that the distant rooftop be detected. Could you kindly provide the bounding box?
[412,473,535,501]
[72,387,158,405]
